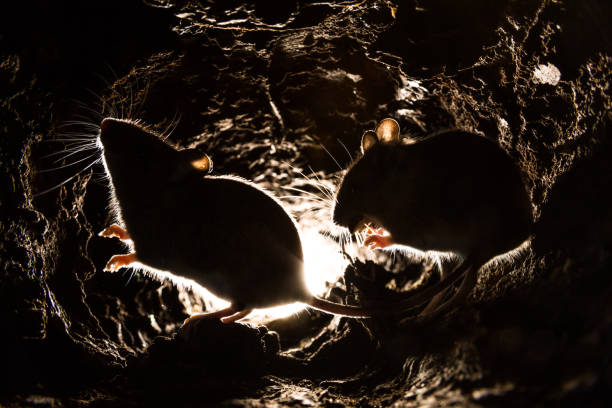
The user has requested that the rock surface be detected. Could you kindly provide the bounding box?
[1,0,611,406]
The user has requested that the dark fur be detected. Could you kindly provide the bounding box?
[333,129,533,260]
[100,118,309,308]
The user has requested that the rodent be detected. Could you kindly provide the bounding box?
[98,116,532,329]
[332,118,533,318]
[97,117,377,330]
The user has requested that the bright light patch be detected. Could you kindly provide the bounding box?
[182,280,306,328]
[243,227,349,323]
[133,267,231,315]
[301,228,349,295]
[243,302,306,322]
[171,225,350,324]
[172,171,353,323]
[184,280,230,313]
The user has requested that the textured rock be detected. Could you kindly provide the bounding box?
[1,0,611,406]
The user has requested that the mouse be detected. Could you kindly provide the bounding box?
[97,117,383,332]
[332,118,533,319]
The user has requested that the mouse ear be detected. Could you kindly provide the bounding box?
[375,118,400,143]
[361,130,378,154]
[191,154,213,173]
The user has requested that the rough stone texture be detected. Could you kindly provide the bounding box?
[1,0,611,406]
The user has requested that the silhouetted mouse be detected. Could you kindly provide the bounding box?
[332,118,533,318]
[97,118,380,330]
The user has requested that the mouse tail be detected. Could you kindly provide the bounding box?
[306,297,374,318]
[307,255,485,319]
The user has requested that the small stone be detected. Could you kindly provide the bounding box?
[533,63,561,85]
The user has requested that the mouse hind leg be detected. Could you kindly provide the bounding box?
[182,305,238,325]
[399,259,481,325]
[419,263,454,316]
[395,254,474,311]
[418,263,478,321]
[179,305,251,340]
[220,309,253,323]
[397,254,482,325]
[419,254,473,315]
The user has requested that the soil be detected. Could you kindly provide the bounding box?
[1,0,611,406]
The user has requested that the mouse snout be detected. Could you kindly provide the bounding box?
[332,206,362,233]
[100,117,120,134]
[98,118,126,150]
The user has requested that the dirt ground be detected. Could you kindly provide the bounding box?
[1,1,611,406]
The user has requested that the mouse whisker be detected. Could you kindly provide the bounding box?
[48,136,98,146]
[51,144,99,164]
[59,140,99,151]
[306,166,337,203]
[39,142,95,158]
[295,208,326,222]
[160,110,182,141]
[337,232,354,259]
[300,180,333,203]
[318,142,343,171]
[336,138,354,162]
[92,172,111,184]
[97,91,119,118]
[353,231,364,247]
[41,142,97,160]
[124,269,136,286]
[138,81,150,116]
[51,127,99,141]
[45,137,97,143]
[72,91,106,112]
[126,82,135,120]
[45,129,98,140]
[63,99,104,127]
[281,186,327,203]
[287,164,337,204]
[283,161,327,186]
[55,121,100,132]
[60,113,101,124]
[34,157,102,197]
[38,152,100,173]
[302,166,337,200]
[72,108,103,124]
[278,194,325,203]
[41,144,97,160]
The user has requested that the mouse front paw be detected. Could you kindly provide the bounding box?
[104,253,138,272]
[364,234,392,249]
[99,224,131,241]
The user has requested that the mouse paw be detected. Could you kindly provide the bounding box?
[99,224,131,241]
[220,309,252,324]
[104,253,138,272]
[179,306,243,341]
[364,234,392,249]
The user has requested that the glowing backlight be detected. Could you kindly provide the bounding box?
[178,227,349,323]
[244,228,349,322]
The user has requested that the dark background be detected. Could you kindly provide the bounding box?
[1,0,611,406]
